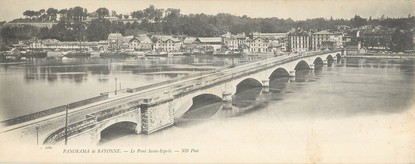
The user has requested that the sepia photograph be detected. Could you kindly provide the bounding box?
[0,0,414,163]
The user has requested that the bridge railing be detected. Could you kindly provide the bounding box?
[92,101,140,122]
[42,99,141,144]
[1,93,109,126]
[43,116,96,144]
[126,68,219,93]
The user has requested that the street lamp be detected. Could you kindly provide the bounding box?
[35,123,39,145]
[65,104,68,145]
[115,77,117,95]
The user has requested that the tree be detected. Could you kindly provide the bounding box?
[350,15,367,27]
[144,5,157,20]
[111,10,117,17]
[391,29,414,52]
[73,6,85,22]
[131,10,145,19]
[23,10,35,19]
[33,11,41,19]
[154,9,164,22]
[58,9,68,21]
[39,9,46,16]
[96,7,109,19]
[47,8,59,21]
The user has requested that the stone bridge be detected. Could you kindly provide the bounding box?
[0,50,343,145]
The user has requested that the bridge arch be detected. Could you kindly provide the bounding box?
[97,117,138,133]
[174,92,222,118]
[326,55,334,62]
[99,121,138,143]
[313,57,324,65]
[313,57,325,69]
[294,60,310,70]
[336,53,342,62]
[235,78,262,94]
[43,127,66,145]
[269,67,290,81]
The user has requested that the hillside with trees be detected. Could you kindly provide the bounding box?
[1,5,414,51]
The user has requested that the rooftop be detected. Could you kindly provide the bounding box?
[152,35,181,42]
[108,33,123,39]
[313,30,341,35]
[196,37,222,43]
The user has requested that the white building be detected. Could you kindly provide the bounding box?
[221,32,248,50]
[27,39,98,50]
[129,35,153,51]
[289,31,310,52]
[248,37,268,53]
[152,35,182,52]
[311,30,343,51]
[108,33,124,50]
[195,37,223,52]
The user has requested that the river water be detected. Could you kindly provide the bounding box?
[1,56,415,162]
[0,55,256,121]
[99,57,414,163]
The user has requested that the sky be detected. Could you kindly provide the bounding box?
[0,0,414,21]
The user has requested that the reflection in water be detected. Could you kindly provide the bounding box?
[172,58,415,126]
[295,70,312,82]
[94,57,415,146]
[232,87,263,108]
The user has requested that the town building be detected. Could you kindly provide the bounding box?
[195,37,223,52]
[27,39,98,50]
[121,36,134,50]
[288,31,310,52]
[361,30,393,51]
[311,30,343,51]
[151,35,182,52]
[221,32,248,51]
[183,37,197,45]
[128,35,153,51]
[252,32,288,40]
[248,37,269,53]
[107,33,124,50]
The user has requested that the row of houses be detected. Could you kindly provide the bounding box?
[288,29,344,52]
[21,30,339,54]
[22,28,392,54]
[105,32,290,54]
[22,39,99,51]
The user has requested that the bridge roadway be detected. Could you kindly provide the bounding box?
[0,50,341,145]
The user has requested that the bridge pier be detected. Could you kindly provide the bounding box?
[323,59,328,65]
[289,70,296,77]
[262,79,269,93]
[222,91,232,109]
[309,64,315,70]
[90,127,100,145]
[140,98,174,134]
